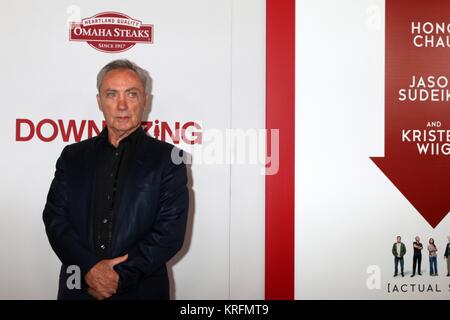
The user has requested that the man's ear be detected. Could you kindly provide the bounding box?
[96,94,103,111]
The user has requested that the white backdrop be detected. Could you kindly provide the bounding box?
[296,0,450,300]
[0,0,265,299]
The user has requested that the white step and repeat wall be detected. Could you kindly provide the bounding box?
[0,0,265,299]
[296,0,450,299]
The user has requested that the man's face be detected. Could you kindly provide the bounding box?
[397,237,401,243]
[97,68,147,135]
[415,236,420,242]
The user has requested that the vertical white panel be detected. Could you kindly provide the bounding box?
[0,0,233,299]
[229,0,266,299]
[295,0,450,300]
[0,0,265,300]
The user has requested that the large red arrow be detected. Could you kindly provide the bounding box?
[371,0,450,228]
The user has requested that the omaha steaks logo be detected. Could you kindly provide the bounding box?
[69,12,153,53]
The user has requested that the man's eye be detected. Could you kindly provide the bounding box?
[128,91,138,98]
[106,92,116,98]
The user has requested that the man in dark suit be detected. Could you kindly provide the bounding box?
[43,59,189,300]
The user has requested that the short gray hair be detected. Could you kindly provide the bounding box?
[96,59,150,93]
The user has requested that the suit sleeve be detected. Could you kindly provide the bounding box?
[43,146,101,277]
[114,147,189,291]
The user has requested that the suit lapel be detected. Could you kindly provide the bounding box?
[86,138,101,251]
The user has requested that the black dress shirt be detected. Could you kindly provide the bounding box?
[93,126,142,258]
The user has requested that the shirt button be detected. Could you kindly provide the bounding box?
[110,173,114,177]
[115,152,119,156]
[107,195,111,200]
[100,245,106,250]
[103,218,108,224]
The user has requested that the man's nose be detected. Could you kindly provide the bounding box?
[117,93,128,110]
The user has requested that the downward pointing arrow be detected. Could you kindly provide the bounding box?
[371,156,450,228]
[372,0,450,228]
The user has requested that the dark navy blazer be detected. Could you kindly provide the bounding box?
[43,127,188,300]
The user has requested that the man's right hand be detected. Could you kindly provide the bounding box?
[85,254,128,300]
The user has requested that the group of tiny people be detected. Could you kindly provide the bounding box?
[392,236,450,277]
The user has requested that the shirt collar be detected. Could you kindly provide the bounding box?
[95,125,144,149]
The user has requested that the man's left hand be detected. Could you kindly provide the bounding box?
[85,254,128,300]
